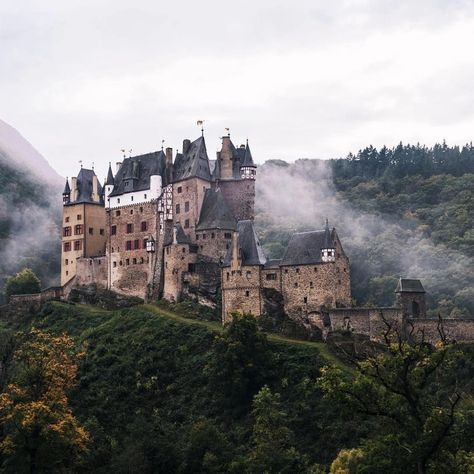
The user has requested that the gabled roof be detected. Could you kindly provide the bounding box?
[70,168,103,205]
[109,151,167,197]
[280,229,336,266]
[395,278,425,293]
[196,188,237,231]
[105,163,114,185]
[164,223,191,246]
[173,136,211,182]
[223,220,267,267]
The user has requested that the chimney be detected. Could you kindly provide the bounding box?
[183,139,191,154]
[116,161,122,173]
[92,175,99,202]
[71,177,78,202]
[231,231,240,270]
[165,147,173,166]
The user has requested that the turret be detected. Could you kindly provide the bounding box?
[240,140,256,180]
[104,162,115,202]
[321,219,335,262]
[395,278,426,318]
[62,178,71,205]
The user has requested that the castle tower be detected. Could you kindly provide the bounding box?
[60,168,107,286]
[395,278,426,318]
[321,219,336,263]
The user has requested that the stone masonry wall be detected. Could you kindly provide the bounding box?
[173,178,211,243]
[163,243,197,302]
[108,201,159,299]
[218,179,255,221]
[195,229,233,261]
[76,256,108,288]
[221,265,262,323]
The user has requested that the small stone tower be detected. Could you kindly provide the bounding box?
[395,278,426,318]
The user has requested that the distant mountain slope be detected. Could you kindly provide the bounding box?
[0,118,62,186]
[0,120,61,301]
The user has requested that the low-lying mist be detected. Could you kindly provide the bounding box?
[255,159,474,317]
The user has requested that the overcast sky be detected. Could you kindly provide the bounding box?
[2,0,474,179]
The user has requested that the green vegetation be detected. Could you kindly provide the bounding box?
[4,268,41,301]
[1,301,473,473]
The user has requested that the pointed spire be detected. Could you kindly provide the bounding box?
[242,141,255,167]
[106,162,114,185]
[63,177,71,194]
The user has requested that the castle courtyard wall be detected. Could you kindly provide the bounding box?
[76,256,108,288]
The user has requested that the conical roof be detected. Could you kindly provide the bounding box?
[63,178,70,194]
[105,162,114,185]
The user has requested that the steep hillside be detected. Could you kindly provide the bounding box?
[0,120,61,301]
[255,143,474,317]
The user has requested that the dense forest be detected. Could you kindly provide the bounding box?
[255,142,474,318]
[0,160,61,303]
[0,301,473,473]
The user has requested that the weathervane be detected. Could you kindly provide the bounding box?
[161,139,165,151]
[79,160,83,168]
[92,161,95,170]
[225,127,230,137]
[121,149,126,159]
[197,119,204,136]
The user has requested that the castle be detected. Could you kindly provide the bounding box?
[60,131,353,322]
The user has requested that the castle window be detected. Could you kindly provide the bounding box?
[143,195,147,200]
[134,239,140,249]
[65,217,70,223]
[296,268,300,274]
[130,209,133,214]
[74,225,83,235]
[227,272,230,281]
[63,242,71,252]
[196,234,199,240]
[140,257,144,264]
[117,198,121,204]
[74,240,82,251]
[131,196,134,202]
[126,241,132,250]
[77,214,82,220]
[126,258,130,265]
[284,269,288,274]
[119,261,123,266]
[202,233,206,239]
[310,281,313,288]
[182,248,186,253]
[245,291,250,297]
[140,206,144,212]
[177,186,182,194]
[141,221,147,232]
[143,238,148,248]
[294,282,298,288]
[166,247,170,254]
[126,223,133,233]
[304,297,307,304]
[184,219,189,229]
[224,232,232,239]
[176,204,180,214]
[246,270,251,279]
[344,268,347,272]
[211,232,215,239]
[63,226,72,237]
[185,201,189,212]
[111,225,117,235]
[89,260,92,266]
[338,279,341,285]
[133,258,137,264]
[65,259,68,265]
[66,271,68,276]
[314,267,318,272]
[266,273,277,281]
[89,227,93,235]
[113,261,117,268]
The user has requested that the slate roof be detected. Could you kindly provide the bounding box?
[223,220,267,267]
[172,136,211,182]
[241,142,255,167]
[196,188,237,231]
[395,278,425,293]
[63,178,70,194]
[280,229,336,266]
[105,163,114,186]
[109,151,167,197]
[164,223,191,246]
[69,168,103,205]
[264,259,282,269]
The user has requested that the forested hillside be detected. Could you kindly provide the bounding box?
[255,142,474,317]
[0,160,60,302]
[0,302,473,473]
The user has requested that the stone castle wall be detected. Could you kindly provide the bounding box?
[195,229,233,261]
[218,180,255,221]
[76,256,108,288]
[108,201,160,299]
[163,243,198,301]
